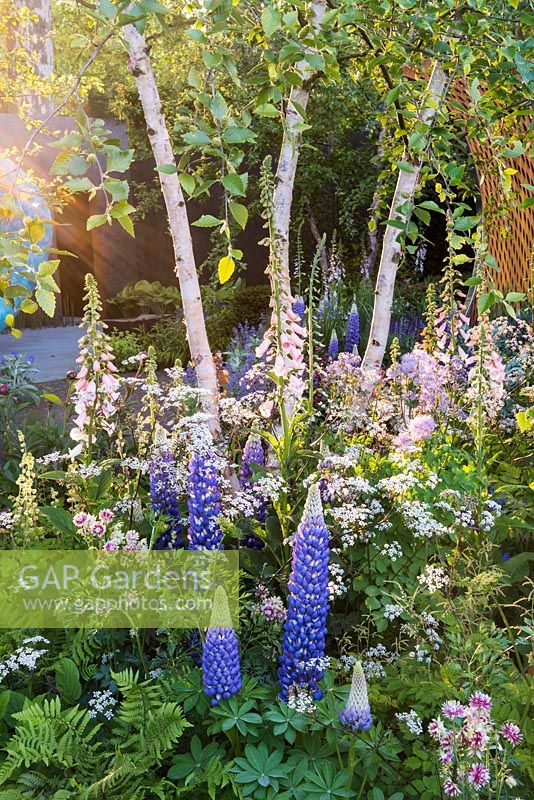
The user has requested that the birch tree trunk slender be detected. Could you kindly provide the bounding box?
[362,64,448,372]
[124,25,220,435]
[271,0,326,294]
[14,0,54,117]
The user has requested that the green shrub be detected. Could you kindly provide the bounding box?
[108,330,145,371]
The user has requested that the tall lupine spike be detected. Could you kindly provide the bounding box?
[187,451,223,550]
[339,661,372,731]
[150,448,182,549]
[345,302,360,353]
[202,586,242,705]
[278,484,330,702]
[292,295,306,321]
[328,330,339,360]
[240,434,266,547]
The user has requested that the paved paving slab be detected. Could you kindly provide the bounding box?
[0,326,80,382]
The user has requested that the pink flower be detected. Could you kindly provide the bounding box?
[443,779,461,797]
[408,413,436,441]
[442,700,466,719]
[469,692,492,714]
[428,717,447,740]
[91,522,106,537]
[467,763,490,789]
[99,508,114,523]
[501,722,522,746]
[73,512,88,527]
[103,540,119,551]
[440,748,453,765]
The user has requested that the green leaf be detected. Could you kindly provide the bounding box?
[505,292,525,302]
[454,215,480,231]
[105,148,134,173]
[385,86,401,105]
[222,127,256,144]
[229,202,248,229]
[55,658,82,703]
[87,213,108,231]
[40,506,76,534]
[418,200,444,214]
[65,177,94,192]
[261,6,282,37]
[254,103,279,118]
[179,173,195,195]
[156,163,177,174]
[221,173,245,196]
[103,178,129,202]
[27,219,46,244]
[464,276,482,287]
[116,214,135,237]
[35,288,56,317]
[41,393,63,406]
[182,130,212,146]
[211,92,228,121]
[38,260,60,277]
[50,152,88,177]
[192,215,222,228]
[20,299,38,314]
[396,161,416,173]
[218,256,235,284]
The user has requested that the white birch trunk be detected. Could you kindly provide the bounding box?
[271,0,326,294]
[362,64,448,372]
[14,0,54,117]
[124,25,220,435]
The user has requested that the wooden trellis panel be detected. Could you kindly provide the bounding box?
[448,81,533,293]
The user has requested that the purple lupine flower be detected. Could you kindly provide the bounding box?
[187,451,223,550]
[240,433,267,543]
[150,449,183,548]
[328,330,339,360]
[345,302,360,353]
[339,661,372,731]
[278,484,329,702]
[202,586,241,705]
[240,433,265,485]
[292,296,306,320]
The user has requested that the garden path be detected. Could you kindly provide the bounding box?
[0,325,80,382]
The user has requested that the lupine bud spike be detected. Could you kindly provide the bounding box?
[345,301,360,353]
[339,661,372,731]
[187,451,223,550]
[202,586,241,705]
[328,330,339,360]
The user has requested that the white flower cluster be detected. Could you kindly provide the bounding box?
[88,689,116,719]
[400,500,449,539]
[331,499,383,547]
[114,497,144,522]
[122,352,147,366]
[481,499,502,531]
[384,604,403,621]
[328,563,349,599]
[78,464,104,478]
[287,691,316,714]
[219,396,262,428]
[0,636,49,679]
[221,488,257,520]
[363,644,398,678]
[254,474,286,502]
[174,412,215,455]
[0,511,15,530]
[36,451,63,465]
[396,709,423,736]
[418,564,449,593]
[379,540,403,561]
[121,457,150,474]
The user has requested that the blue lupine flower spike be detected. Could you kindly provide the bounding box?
[240,433,266,545]
[202,586,242,705]
[278,483,330,702]
[187,451,224,550]
[345,302,360,354]
[292,296,306,320]
[339,661,372,731]
[149,449,182,548]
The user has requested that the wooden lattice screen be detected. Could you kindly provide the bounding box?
[448,82,533,294]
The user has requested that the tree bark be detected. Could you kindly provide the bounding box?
[361,125,385,280]
[124,25,220,435]
[362,64,448,372]
[271,0,326,294]
[14,0,54,117]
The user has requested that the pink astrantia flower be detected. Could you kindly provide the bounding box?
[428,717,447,740]
[469,692,492,714]
[443,779,461,797]
[501,723,522,746]
[99,508,114,523]
[467,763,490,789]
[442,700,466,719]
[91,522,106,537]
[73,512,88,527]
